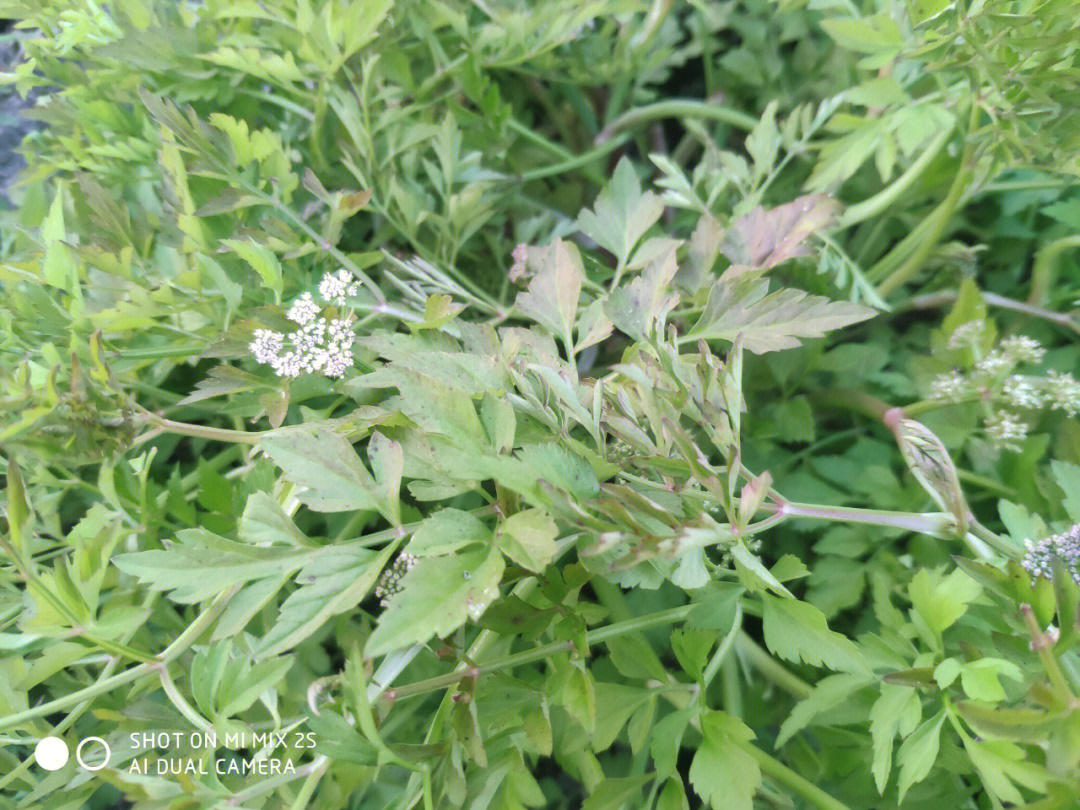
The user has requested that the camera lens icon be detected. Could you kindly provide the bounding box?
[76,737,111,771]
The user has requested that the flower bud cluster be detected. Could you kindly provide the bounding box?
[1022,523,1080,584]
[375,552,418,607]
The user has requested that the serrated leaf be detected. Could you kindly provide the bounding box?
[869,684,921,793]
[257,543,395,657]
[722,194,841,271]
[689,711,761,810]
[761,594,870,674]
[408,508,491,557]
[896,710,945,802]
[260,423,395,520]
[365,547,504,656]
[578,156,663,270]
[514,238,583,349]
[223,238,283,297]
[113,529,312,603]
[690,278,876,353]
[605,245,680,342]
[1050,460,1080,522]
[239,492,312,547]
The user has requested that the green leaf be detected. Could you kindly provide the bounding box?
[656,778,690,810]
[365,547,504,656]
[260,423,393,519]
[578,156,663,270]
[606,634,670,682]
[651,709,693,778]
[691,278,876,353]
[605,245,680,342]
[495,508,558,573]
[963,738,1047,804]
[869,684,922,793]
[820,15,903,55]
[257,543,395,657]
[1050,460,1080,522]
[408,508,491,557]
[689,711,761,810]
[239,492,311,547]
[959,658,1022,703]
[778,672,872,746]
[908,567,981,639]
[514,238,583,349]
[670,628,713,683]
[761,594,870,674]
[218,656,293,718]
[223,237,283,298]
[896,710,945,803]
[113,529,311,603]
[582,775,652,810]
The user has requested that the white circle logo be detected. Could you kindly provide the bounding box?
[34,736,69,771]
[75,737,111,771]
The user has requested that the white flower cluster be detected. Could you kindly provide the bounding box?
[928,369,967,402]
[1022,523,1080,584]
[946,320,988,351]
[374,552,417,607]
[248,270,360,379]
[924,333,1080,449]
[318,268,360,306]
[983,410,1028,449]
[1000,334,1046,364]
[1045,370,1080,417]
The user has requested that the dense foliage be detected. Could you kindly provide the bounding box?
[2,2,1080,809]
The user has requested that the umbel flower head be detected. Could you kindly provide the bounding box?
[1022,524,1080,584]
[248,270,360,379]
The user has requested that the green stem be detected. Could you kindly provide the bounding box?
[704,604,743,688]
[0,586,238,732]
[839,126,952,228]
[595,99,759,144]
[505,117,606,186]
[874,104,980,296]
[518,133,632,182]
[735,738,852,810]
[159,666,215,735]
[774,501,954,537]
[392,605,695,700]
[146,414,263,445]
[1028,234,1080,307]
[809,388,890,421]
[902,290,1080,336]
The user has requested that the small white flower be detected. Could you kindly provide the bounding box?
[928,369,968,402]
[947,320,987,351]
[251,310,356,380]
[1000,335,1045,364]
[319,269,360,306]
[984,410,1028,449]
[1045,370,1080,417]
[249,329,283,364]
[287,292,320,325]
[973,350,1013,380]
[1002,375,1044,410]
